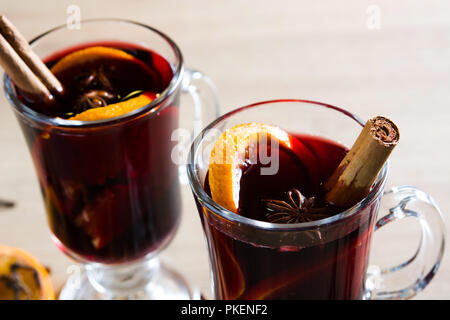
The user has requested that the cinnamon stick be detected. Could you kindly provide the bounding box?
[0,15,62,94]
[0,32,51,97]
[324,116,399,207]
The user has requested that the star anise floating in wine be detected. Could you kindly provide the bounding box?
[73,67,117,114]
[71,66,146,116]
[82,66,113,91]
[76,90,115,111]
[263,188,330,224]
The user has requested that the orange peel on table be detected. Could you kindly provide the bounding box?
[0,244,55,300]
[208,122,292,213]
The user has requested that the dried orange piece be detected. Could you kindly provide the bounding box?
[0,244,54,300]
[50,46,135,74]
[208,122,292,213]
[69,93,154,121]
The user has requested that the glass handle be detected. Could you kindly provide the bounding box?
[365,185,445,300]
[181,68,220,136]
[176,68,220,184]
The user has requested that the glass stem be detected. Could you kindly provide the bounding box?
[85,257,160,299]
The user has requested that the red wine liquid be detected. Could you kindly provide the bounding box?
[237,133,348,222]
[202,133,378,299]
[15,42,180,264]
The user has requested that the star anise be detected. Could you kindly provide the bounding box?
[82,66,113,91]
[76,90,116,112]
[263,188,330,224]
[70,66,118,114]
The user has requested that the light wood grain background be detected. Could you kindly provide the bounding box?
[0,0,449,299]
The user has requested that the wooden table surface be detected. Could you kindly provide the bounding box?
[0,0,449,299]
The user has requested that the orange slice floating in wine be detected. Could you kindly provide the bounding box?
[208,122,292,213]
[50,46,135,74]
[0,245,54,300]
[68,92,155,121]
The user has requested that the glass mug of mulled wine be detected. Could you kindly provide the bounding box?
[3,19,219,299]
[187,99,445,300]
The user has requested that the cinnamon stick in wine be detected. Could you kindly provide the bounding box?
[0,32,51,97]
[0,15,62,94]
[324,116,399,207]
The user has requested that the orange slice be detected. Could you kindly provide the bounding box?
[208,122,292,213]
[0,245,54,300]
[50,46,135,74]
[68,93,155,121]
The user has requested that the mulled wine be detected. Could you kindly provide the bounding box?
[15,42,180,264]
[202,133,378,299]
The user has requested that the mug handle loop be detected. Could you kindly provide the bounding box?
[177,68,220,184]
[365,185,445,300]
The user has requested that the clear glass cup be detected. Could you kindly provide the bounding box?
[187,99,445,300]
[3,19,219,300]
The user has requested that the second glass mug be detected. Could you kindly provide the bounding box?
[188,99,445,300]
[3,19,219,299]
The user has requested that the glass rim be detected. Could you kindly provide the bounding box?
[3,18,184,128]
[187,99,389,231]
